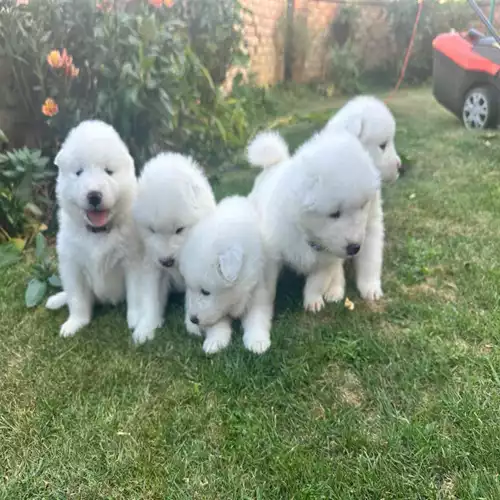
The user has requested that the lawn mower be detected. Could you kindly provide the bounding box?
[432,0,500,129]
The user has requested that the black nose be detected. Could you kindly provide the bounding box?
[87,191,102,207]
[346,243,361,256]
[159,257,175,268]
[190,315,199,325]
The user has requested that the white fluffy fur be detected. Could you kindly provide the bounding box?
[249,130,381,312]
[248,95,400,305]
[129,152,217,344]
[246,130,290,169]
[180,196,276,355]
[324,95,401,182]
[249,95,401,183]
[45,120,138,337]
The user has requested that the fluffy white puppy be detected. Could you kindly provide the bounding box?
[130,152,217,344]
[180,196,275,355]
[247,95,400,303]
[248,130,381,312]
[248,96,401,181]
[45,120,138,337]
[324,95,401,182]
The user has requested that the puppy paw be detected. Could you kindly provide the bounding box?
[185,318,202,337]
[203,330,231,354]
[132,326,155,345]
[324,284,345,303]
[132,316,162,345]
[127,309,140,330]
[304,294,325,313]
[358,281,383,301]
[60,317,88,338]
[46,292,67,310]
[243,331,271,354]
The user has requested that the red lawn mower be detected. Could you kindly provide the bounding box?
[432,0,500,129]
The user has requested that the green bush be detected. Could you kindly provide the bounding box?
[325,43,362,95]
[180,0,249,87]
[0,0,252,169]
[324,6,362,94]
[0,144,53,242]
[323,0,475,91]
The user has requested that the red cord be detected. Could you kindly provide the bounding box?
[386,0,424,101]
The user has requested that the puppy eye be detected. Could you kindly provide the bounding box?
[76,169,83,176]
[201,288,210,296]
[329,210,341,219]
[105,168,113,175]
[379,142,387,151]
[149,226,156,234]
[175,227,185,235]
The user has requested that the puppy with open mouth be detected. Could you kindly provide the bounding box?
[45,120,138,337]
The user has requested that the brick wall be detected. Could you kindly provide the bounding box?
[240,0,287,85]
[238,0,337,85]
[238,0,500,86]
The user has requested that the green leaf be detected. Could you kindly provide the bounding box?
[48,274,62,288]
[25,279,47,308]
[0,129,8,144]
[0,244,21,269]
[35,232,47,261]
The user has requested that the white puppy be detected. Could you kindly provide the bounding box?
[324,95,401,182]
[129,152,217,344]
[248,96,401,181]
[180,196,275,355]
[247,95,400,303]
[248,130,381,312]
[45,120,138,337]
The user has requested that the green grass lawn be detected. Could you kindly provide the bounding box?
[2,88,500,499]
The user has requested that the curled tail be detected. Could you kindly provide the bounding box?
[46,291,67,310]
[246,131,290,169]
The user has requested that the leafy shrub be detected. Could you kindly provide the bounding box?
[180,0,249,87]
[0,144,53,242]
[323,0,474,90]
[325,6,362,94]
[25,232,61,308]
[0,0,252,170]
[325,43,362,95]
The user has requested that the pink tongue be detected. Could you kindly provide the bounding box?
[87,210,109,227]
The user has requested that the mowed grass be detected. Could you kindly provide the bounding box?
[2,88,500,499]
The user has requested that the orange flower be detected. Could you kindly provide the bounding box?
[42,98,58,117]
[65,63,80,78]
[164,0,174,6]
[47,50,64,69]
[148,0,163,7]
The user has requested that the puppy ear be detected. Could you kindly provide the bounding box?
[301,175,320,211]
[217,244,244,283]
[187,181,201,204]
[345,115,364,140]
[54,149,65,168]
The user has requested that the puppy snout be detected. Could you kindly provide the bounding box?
[396,157,404,171]
[190,315,199,325]
[159,257,175,268]
[346,243,361,256]
[87,191,103,208]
